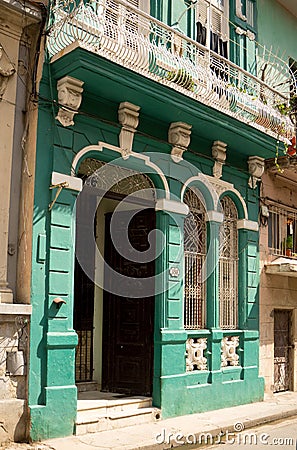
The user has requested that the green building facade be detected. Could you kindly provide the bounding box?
[29,0,297,440]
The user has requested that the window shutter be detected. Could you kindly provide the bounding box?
[211,8,222,35]
[197,0,208,27]
[196,0,226,45]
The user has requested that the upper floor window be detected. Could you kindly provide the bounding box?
[268,204,297,258]
[230,0,257,73]
[196,0,229,58]
[183,189,207,329]
[219,196,238,330]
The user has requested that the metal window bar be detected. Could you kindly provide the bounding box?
[219,197,238,330]
[268,205,297,256]
[75,330,94,382]
[184,189,206,329]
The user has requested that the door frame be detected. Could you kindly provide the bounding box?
[273,308,293,392]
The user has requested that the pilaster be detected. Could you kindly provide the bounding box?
[205,213,223,329]
[0,16,22,303]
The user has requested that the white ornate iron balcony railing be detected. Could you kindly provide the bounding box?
[46,0,296,142]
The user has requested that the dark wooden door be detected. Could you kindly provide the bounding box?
[274,309,292,392]
[102,209,155,396]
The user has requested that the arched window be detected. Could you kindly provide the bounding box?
[183,189,207,329]
[219,196,238,330]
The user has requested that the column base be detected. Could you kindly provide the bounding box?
[0,290,13,304]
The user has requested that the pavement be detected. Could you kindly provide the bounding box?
[4,391,297,450]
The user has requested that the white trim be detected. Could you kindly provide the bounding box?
[51,172,83,192]
[181,175,219,208]
[206,211,224,223]
[71,142,170,199]
[0,304,32,315]
[237,219,258,231]
[205,175,248,220]
[155,199,189,216]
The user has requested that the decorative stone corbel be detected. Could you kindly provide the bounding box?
[118,102,140,159]
[0,45,15,100]
[248,155,265,189]
[56,76,84,127]
[212,140,227,179]
[168,121,192,163]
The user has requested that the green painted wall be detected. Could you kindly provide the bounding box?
[29,5,286,434]
[258,0,297,62]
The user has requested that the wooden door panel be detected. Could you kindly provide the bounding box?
[102,209,155,396]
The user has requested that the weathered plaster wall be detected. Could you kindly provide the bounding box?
[259,170,297,393]
[0,0,42,444]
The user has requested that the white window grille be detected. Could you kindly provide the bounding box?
[219,196,238,330]
[183,189,207,329]
[268,204,297,257]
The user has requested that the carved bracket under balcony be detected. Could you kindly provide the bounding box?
[56,76,84,127]
[248,156,265,189]
[168,122,192,163]
[118,102,140,159]
[186,337,207,371]
[212,140,227,179]
[0,45,16,101]
[221,336,240,367]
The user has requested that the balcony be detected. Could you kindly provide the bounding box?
[46,0,296,142]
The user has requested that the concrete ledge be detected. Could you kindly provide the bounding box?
[0,303,32,315]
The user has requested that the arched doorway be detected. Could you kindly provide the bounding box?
[74,158,156,396]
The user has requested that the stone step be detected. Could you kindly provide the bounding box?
[75,406,160,435]
[77,396,152,413]
[75,392,160,436]
[76,381,99,393]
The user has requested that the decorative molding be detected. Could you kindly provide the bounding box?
[248,156,265,189]
[205,175,249,220]
[206,210,224,223]
[235,0,247,21]
[51,172,83,192]
[155,198,189,216]
[55,76,84,127]
[237,219,258,231]
[0,45,15,100]
[118,102,140,159]
[212,140,227,179]
[186,338,207,371]
[168,121,192,162]
[71,143,171,199]
[0,304,32,315]
[205,175,234,198]
[221,336,240,367]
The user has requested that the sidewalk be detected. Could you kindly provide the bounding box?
[4,392,296,450]
[37,391,297,450]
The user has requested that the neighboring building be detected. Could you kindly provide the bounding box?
[0,0,44,443]
[260,158,297,395]
[28,0,297,441]
[257,0,297,397]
